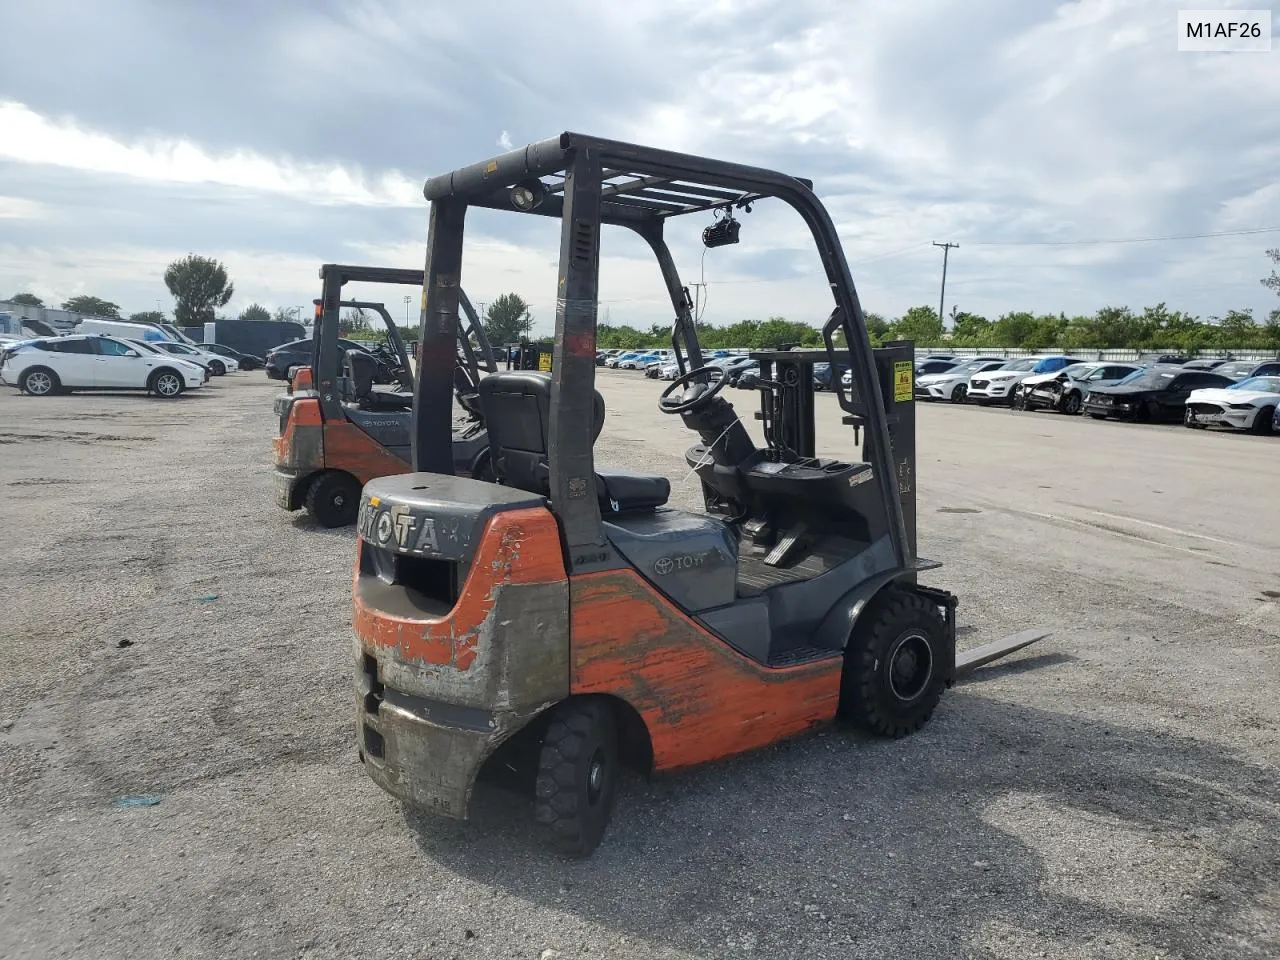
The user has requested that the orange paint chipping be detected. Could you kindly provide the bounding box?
[569,570,842,771]
[353,507,565,668]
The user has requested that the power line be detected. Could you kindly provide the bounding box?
[968,226,1280,247]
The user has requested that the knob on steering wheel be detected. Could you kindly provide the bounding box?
[658,365,729,415]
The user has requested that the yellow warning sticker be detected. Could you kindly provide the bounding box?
[538,352,552,372]
[894,360,913,402]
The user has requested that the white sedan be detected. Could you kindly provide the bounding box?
[1184,376,1280,434]
[150,340,238,375]
[0,334,206,398]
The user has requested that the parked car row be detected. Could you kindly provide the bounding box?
[74,318,264,373]
[0,314,270,400]
[1,334,210,397]
[598,345,1280,438]
[1012,358,1280,435]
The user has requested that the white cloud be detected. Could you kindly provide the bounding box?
[498,130,513,150]
[0,100,420,207]
[0,196,46,220]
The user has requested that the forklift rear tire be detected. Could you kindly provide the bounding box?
[840,586,948,738]
[533,698,619,858]
[305,471,361,528]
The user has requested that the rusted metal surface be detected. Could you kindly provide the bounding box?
[272,398,325,508]
[568,569,842,772]
[354,510,568,703]
[357,693,521,820]
[353,506,570,817]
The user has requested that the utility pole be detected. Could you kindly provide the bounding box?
[403,294,412,327]
[690,282,707,321]
[932,242,958,328]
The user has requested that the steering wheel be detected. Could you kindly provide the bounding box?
[659,365,729,415]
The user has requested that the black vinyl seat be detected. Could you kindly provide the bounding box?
[344,349,412,411]
[477,371,670,513]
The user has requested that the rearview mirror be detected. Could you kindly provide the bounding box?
[124,350,139,357]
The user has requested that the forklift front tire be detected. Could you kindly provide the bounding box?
[305,471,361,528]
[534,698,619,859]
[840,586,948,738]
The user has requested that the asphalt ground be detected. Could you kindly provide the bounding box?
[1,369,1277,960]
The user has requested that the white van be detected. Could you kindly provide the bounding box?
[74,317,174,343]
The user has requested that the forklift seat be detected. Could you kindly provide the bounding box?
[478,371,670,513]
[345,349,412,411]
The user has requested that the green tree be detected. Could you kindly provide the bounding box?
[129,310,167,325]
[1057,315,1103,351]
[340,307,371,336]
[597,324,649,349]
[1263,309,1280,348]
[753,316,822,348]
[1211,308,1261,349]
[9,293,44,307]
[164,254,234,326]
[891,306,944,345]
[484,292,532,345]
[62,295,120,317]
[239,303,271,322]
[863,311,891,344]
[949,311,991,345]
[274,306,303,323]
[1262,249,1280,297]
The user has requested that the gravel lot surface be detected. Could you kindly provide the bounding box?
[1,370,1278,960]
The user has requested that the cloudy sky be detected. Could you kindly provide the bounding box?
[2,0,1278,336]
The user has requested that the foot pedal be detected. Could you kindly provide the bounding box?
[764,525,806,567]
[743,517,773,546]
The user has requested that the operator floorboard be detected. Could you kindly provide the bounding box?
[735,535,864,593]
[736,552,828,591]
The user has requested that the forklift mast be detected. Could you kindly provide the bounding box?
[749,344,918,562]
[311,263,495,423]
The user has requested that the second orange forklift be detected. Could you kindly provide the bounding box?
[272,263,497,527]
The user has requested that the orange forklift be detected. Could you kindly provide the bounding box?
[350,134,1050,856]
[272,263,496,527]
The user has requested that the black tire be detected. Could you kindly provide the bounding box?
[1251,405,1276,435]
[19,366,60,396]
[208,360,226,376]
[951,383,967,404]
[304,471,361,528]
[840,586,948,738]
[149,369,185,398]
[534,698,619,858]
[1063,391,1082,415]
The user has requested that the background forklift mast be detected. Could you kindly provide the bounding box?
[271,263,497,527]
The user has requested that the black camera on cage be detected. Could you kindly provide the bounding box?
[702,211,741,248]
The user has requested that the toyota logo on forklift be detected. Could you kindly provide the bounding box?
[349,132,1052,859]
